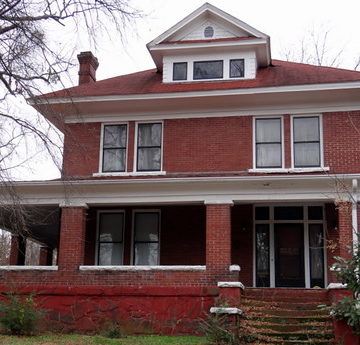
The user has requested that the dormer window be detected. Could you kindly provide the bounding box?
[230,59,245,78]
[204,26,214,38]
[173,62,187,81]
[193,60,223,80]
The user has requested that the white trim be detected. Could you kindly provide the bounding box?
[134,121,164,173]
[210,307,242,315]
[253,116,284,170]
[248,167,330,173]
[96,210,125,266]
[217,282,244,289]
[99,122,129,174]
[93,171,167,177]
[0,266,58,271]
[32,81,360,105]
[64,105,360,124]
[327,283,347,289]
[79,265,206,271]
[291,114,325,169]
[131,209,161,266]
[253,204,326,288]
[229,264,241,272]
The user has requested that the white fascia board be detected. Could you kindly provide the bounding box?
[8,173,360,187]
[148,38,267,52]
[33,81,360,106]
[147,3,268,48]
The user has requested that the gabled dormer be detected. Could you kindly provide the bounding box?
[147,2,271,83]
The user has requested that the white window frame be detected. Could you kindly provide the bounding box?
[291,114,324,169]
[131,209,161,266]
[133,121,165,175]
[96,210,125,266]
[98,122,129,175]
[252,203,327,289]
[252,116,285,170]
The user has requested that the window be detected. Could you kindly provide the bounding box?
[133,211,160,265]
[173,62,187,81]
[255,118,282,168]
[204,26,214,38]
[230,59,244,78]
[193,60,223,80]
[136,123,162,172]
[293,116,321,167]
[102,124,127,172]
[97,212,124,265]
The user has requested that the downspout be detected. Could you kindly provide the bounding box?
[352,178,358,252]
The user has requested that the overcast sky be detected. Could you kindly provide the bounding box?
[90,0,360,80]
[19,0,360,180]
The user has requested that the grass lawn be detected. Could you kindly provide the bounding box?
[0,334,208,345]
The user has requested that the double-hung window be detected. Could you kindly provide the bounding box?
[97,211,124,265]
[255,118,282,168]
[292,116,321,167]
[102,124,127,172]
[136,123,162,172]
[133,211,160,265]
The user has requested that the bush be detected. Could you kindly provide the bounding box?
[0,293,44,335]
[330,246,360,335]
[102,322,125,339]
[200,313,256,345]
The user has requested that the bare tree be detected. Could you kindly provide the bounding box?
[0,0,141,232]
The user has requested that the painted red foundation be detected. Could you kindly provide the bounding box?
[0,285,218,334]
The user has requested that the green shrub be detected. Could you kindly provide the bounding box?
[102,322,125,339]
[0,293,44,335]
[200,313,255,345]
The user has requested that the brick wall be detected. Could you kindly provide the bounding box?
[61,111,360,178]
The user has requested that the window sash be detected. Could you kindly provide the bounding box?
[136,123,162,171]
[293,117,321,167]
[230,59,244,78]
[98,212,124,265]
[255,118,282,168]
[193,60,223,80]
[133,212,160,265]
[173,62,187,81]
[102,124,127,172]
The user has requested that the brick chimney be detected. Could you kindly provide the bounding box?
[77,51,99,85]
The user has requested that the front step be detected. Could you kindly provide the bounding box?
[241,288,334,345]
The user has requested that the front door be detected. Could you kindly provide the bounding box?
[255,205,325,288]
[275,223,304,287]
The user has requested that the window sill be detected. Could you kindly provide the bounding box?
[0,266,58,271]
[79,265,206,271]
[248,167,330,174]
[93,171,167,177]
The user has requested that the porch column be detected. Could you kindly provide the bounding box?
[58,206,87,271]
[9,234,26,265]
[206,203,232,275]
[39,246,53,266]
[337,201,353,260]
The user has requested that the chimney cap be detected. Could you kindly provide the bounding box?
[77,51,99,69]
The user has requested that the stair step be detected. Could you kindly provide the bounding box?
[240,288,334,345]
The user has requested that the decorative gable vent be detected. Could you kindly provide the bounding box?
[204,25,214,38]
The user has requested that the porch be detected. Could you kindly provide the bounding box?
[0,201,353,289]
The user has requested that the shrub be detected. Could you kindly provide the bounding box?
[0,293,44,335]
[102,322,125,339]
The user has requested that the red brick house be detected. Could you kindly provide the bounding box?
[1,3,360,341]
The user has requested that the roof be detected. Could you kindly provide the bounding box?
[41,60,360,100]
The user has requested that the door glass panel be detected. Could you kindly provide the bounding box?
[256,224,270,287]
[275,223,304,287]
[309,224,324,287]
[274,206,303,220]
